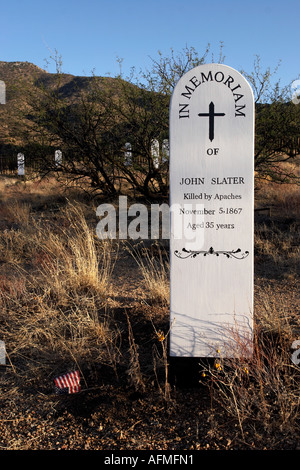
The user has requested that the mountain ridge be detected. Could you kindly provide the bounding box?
[0,60,117,150]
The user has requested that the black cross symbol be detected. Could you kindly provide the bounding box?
[198,101,225,142]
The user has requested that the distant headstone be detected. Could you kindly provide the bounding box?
[162,139,169,163]
[169,64,254,358]
[0,341,6,365]
[17,153,25,176]
[55,149,62,166]
[124,142,132,166]
[151,139,159,169]
[0,81,5,104]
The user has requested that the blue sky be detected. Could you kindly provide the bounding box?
[1,0,299,88]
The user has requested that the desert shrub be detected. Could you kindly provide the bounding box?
[0,201,121,385]
[199,289,300,439]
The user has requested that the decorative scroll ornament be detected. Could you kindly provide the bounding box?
[174,246,249,260]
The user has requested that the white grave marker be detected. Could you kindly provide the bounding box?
[162,139,169,163]
[124,142,132,166]
[17,152,25,176]
[151,139,159,169]
[169,64,254,358]
[55,149,62,166]
[0,81,6,104]
[0,340,6,365]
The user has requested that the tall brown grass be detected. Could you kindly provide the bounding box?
[0,199,120,384]
[35,202,116,299]
[128,241,169,305]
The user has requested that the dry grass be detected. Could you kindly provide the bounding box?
[127,241,169,305]
[255,220,300,279]
[199,287,300,439]
[0,193,121,384]
[35,202,117,300]
[0,174,299,449]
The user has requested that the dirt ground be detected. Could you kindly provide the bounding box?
[0,261,299,451]
[0,180,299,453]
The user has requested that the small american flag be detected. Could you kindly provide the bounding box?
[54,370,81,394]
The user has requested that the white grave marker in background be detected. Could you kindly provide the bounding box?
[162,139,169,163]
[55,149,62,166]
[169,64,254,357]
[17,152,25,176]
[151,139,159,169]
[0,81,6,104]
[124,142,132,166]
[0,341,6,365]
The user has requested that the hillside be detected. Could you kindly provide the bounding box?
[0,61,119,151]
[0,61,298,193]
